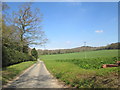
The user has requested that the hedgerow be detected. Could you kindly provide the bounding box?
[2,46,36,67]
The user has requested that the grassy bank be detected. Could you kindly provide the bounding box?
[41,50,119,88]
[2,61,36,85]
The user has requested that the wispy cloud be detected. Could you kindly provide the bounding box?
[47,48,64,50]
[95,30,103,33]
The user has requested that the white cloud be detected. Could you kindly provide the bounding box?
[47,48,64,50]
[95,30,103,33]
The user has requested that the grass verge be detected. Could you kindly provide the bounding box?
[2,61,36,85]
[43,60,118,88]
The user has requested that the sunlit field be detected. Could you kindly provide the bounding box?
[40,50,119,88]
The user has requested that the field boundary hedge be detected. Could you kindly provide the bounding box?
[2,46,36,67]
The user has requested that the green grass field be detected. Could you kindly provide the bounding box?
[40,50,119,88]
[2,61,36,85]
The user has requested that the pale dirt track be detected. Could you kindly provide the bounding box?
[4,60,64,88]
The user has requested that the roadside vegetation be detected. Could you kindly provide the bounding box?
[2,3,46,67]
[2,3,45,86]
[41,50,119,88]
[2,61,36,85]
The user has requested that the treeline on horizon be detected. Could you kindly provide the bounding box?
[37,42,120,55]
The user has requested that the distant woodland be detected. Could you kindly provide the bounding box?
[37,42,120,55]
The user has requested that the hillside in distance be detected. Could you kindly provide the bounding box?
[38,42,120,55]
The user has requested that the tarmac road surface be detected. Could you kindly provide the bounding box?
[4,60,64,88]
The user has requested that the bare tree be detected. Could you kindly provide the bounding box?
[13,3,47,50]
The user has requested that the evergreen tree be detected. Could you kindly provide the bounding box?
[31,48,38,60]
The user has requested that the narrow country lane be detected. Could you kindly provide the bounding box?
[4,60,64,88]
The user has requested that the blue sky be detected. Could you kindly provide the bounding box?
[6,2,118,50]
